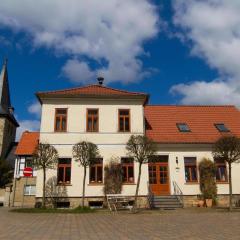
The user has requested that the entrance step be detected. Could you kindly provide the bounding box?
[150,195,183,210]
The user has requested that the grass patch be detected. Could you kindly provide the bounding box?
[10,206,95,214]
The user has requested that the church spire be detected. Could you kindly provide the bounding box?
[0,58,12,112]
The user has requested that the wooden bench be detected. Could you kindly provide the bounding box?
[106,194,133,212]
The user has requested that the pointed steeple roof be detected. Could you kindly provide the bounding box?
[0,59,19,126]
[0,58,11,112]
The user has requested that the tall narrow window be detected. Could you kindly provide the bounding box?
[87,109,99,132]
[119,109,130,132]
[57,158,71,184]
[121,157,134,183]
[215,158,228,182]
[25,157,33,168]
[55,109,67,132]
[184,157,198,182]
[89,158,103,183]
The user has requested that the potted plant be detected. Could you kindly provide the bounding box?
[197,195,204,207]
[199,158,217,208]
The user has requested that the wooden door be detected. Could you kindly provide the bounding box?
[148,156,170,195]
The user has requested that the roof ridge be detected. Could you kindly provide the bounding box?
[36,84,147,96]
[145,104,237,107]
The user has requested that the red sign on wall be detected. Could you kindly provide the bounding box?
[23,167,33,177]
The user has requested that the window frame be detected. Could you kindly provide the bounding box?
[54,108,68,132]
[86,108,99,132]
[215,159,228,183]
[176,123,191,132]
[89,158,103,184]
[25,157,33,168]
[118,109,131,132]
[214,123,230,132]
[24,185,36,196]
[57,158,72,185]
[121,157,134,184]
[184,157,198,183]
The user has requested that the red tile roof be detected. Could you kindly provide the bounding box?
[15,131,39,155]
[144,105,240,144]
[36,84,148,104]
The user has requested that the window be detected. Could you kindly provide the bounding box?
[184,157,198,182]
[89,158,103,184]
[121,157,134,183]
[57,158,71,184]
[119,109,130,132]
[25,157,33,168]
[55,108,67,132]
[148,165,157,184]
[177,123,190,132]
[215,158,228,182]
[215,123,230,132]
[87,109,99,132]
[24,185,36,196]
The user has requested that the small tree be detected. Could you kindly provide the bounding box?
[33,143,58,208]
[199,158,217,202]
[213,136,240,211]
[73,141,99,207]
[0,159,13,188]
[126,135,156,211]
[104,158,123,195]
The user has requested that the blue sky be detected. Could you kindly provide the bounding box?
[0,0,239,138]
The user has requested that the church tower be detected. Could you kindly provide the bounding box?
[0,59,19,159]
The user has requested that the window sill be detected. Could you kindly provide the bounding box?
[88,183,103,186]
[57,183,72,186]
[54,131,67,133]
[185,182,199,185]
[216,181,228,184]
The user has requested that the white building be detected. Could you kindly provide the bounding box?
[14,80,240,208]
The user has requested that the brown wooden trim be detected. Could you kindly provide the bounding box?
[121,159,134,184]
[89,158,103,183]
[184,157,198,182]
[54,108,68,132]
[118,109,131,132]
[57,158,71,184]
[86,108,99,132]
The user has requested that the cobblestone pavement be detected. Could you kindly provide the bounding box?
[0,208,240,240]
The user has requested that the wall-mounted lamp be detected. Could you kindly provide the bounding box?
[176,157,180,171]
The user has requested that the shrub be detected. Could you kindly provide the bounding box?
[199,158,217,200]
[104,158,123,195]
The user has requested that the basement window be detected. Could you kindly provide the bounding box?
[215,123,230,132]
[176,123,190,132]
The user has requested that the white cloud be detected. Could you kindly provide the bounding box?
[27,101,42,118]
[171,80,240,105]
[62,59,95,84]
[16,120,40,140]
[0,0,159,84]
[172,0,240,105]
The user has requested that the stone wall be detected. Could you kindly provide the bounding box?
[183,194,240,207]
[0,117,16,159]
[12,177,36,207]
[35,196,149,209]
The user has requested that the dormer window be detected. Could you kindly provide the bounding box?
[177,123,190,132]
[215,123,229,132]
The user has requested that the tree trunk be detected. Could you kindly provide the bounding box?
[133,162,142,212]
[42,168,46,208]
[82,167,86,207]
[228,163,233,211]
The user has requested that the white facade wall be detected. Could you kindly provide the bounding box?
[35,97,240,199]
[36,98,146,198]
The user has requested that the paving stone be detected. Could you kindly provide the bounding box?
[0,208,240,240]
